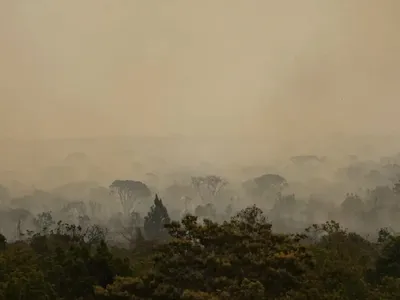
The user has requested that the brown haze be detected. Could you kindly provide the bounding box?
[1,1,400,170]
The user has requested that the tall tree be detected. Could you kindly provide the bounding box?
[144,195,171,241]
[191,175,228,203]
[109,180,151,215]
[243,173,288,198]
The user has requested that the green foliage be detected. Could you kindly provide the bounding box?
[375,236,400,280]
[2,205,400,299]
[0,244,56,300]
[104,206,314,299]
[303,222,378,299]
[0,220,132,300]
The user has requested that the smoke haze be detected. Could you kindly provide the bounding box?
[3,2,400,242]
[1,1,400,155]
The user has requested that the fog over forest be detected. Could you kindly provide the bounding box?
[1,1,400,239]
[2,2,400,299]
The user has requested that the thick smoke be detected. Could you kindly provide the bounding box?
[0,1,400,173]
[2,2,400,245]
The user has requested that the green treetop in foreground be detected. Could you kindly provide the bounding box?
[1,200,400,299]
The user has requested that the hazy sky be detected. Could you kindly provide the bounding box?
[1,1,400,140]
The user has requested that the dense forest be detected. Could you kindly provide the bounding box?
[1,201,400,299]
[2,152,400,299]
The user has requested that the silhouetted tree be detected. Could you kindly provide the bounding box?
[109,180,151,214]
[33,211,55,234]
[341,193,364,213]
[120,211,143,249]
[191,175,228,203]
[144,195,170,240]
[243,173,288,198]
